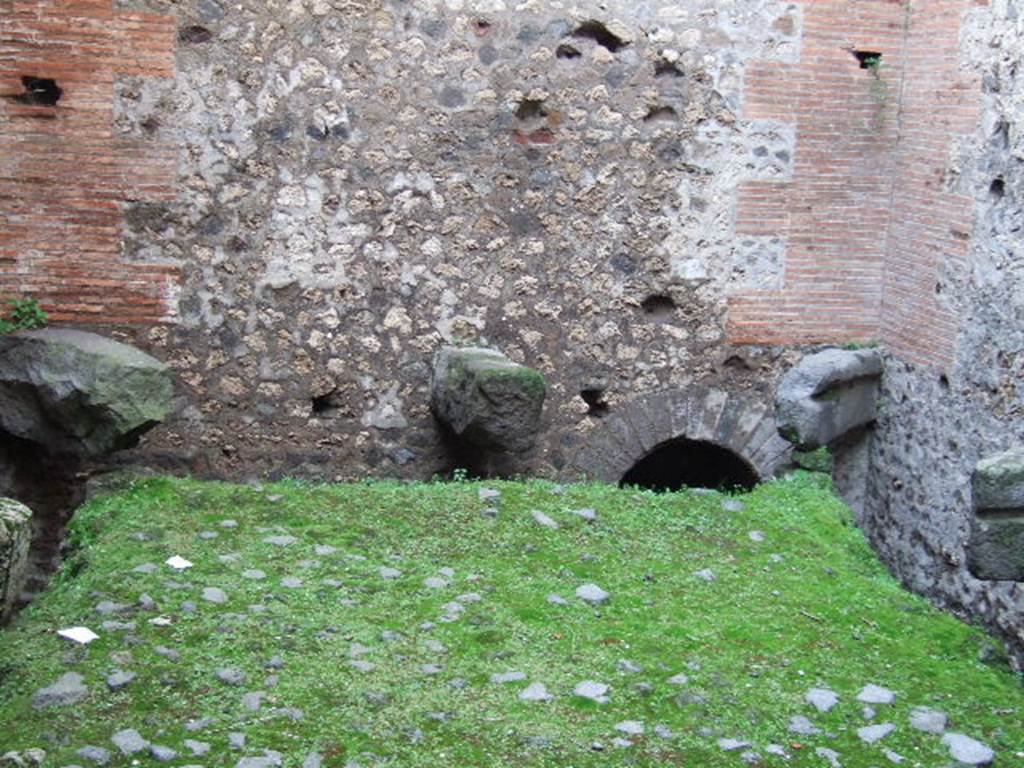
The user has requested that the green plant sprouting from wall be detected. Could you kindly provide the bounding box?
[0,297,48,334]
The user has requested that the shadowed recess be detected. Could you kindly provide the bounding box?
[620,437,760,493]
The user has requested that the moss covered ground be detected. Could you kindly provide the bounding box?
[0,473,1020,766]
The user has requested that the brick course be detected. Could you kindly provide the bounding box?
[729,0,982,369]
[0,0,178,324]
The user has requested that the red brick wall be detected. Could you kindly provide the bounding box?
[0,0,178,324]
[729,0,983,370]
[880,0,982,369]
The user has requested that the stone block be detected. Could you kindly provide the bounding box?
[430,346,546,453]
[0,498,32,621]
[775,348,883,450]
[968,448,1024,581]
[0,329,173,457]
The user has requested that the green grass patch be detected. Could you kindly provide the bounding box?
[0,473,1019,766]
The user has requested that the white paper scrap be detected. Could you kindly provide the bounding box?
[165,555,193,570]
[150,616,173,627]
[57,626,99,644]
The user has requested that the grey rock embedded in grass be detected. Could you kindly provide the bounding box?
[185,717,214,732]
[154,646,180,662]
[105,670,136,691]
[75,747,110,765]
[573,680,609,703]
[816,747,843,768]
[132,563,157,574]
[570,508,597,522]
[941,733,995,765]
[280,577,303,588]
[349,660,377,672]
[749,530,766,542]
[693,568,716,583]
[722,499,745,512]
[806,687,839,712]
[31,672,88,709]
[379,566,402,579]
[667,673,689,685]
[110,729,149,755]
[531,510,559,529]
[491,671,526,683]
[202,587,228,604]
[788,715,821,735]
[479,488,501,503]
[220,519,238,528]
[519,682,553,702]
[857,723,895,744]
[909,706,948,734]
[242,692,264,710]
[617,659,642,673]
[546,593,568,605]
[576,583,610,605]
[264,535,297,547]
[718,738,751,751]
[184,740,210,756]
[423,577,448,589]
[216,667,247,686]
[856,684,895,704]
[150,745,177,762]
[228,732,246,749]
[242,569,266,580]
[613,721,643,736]
[314,544,337,556]
[302,753,322,768]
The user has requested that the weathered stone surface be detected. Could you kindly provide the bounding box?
[0,498,32,621]
[972,448,1024,510]
[31,672,88,709]
[775,348,882,450]
[0,329,172,457]
[430,346,546,453]
[941,733,994,766]
[968,448,1024,581]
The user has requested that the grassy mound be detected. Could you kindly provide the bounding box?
[0,473,1020,766]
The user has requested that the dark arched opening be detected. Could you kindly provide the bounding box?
[620,437,759,493]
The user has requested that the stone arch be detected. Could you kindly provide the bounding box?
[566,387,792,486]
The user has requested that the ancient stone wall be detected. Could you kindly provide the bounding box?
[2,0,1022,658]
[863,0,1024,667]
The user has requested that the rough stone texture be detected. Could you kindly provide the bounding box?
[0,329,172,458]
[861,0,1024,669]
[19,0,809,485]
[968,448,1024,580]
[430,346,546,453]
[2,0,1021,667]
[0,498,32,622]
[30,672,88,709]
[774,348,882,450]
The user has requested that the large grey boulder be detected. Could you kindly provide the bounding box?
[0,498,32,621]
[775,348,882,450]
[0,329,172,457]
[430,346,546,452]
[968,447,1024,581]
